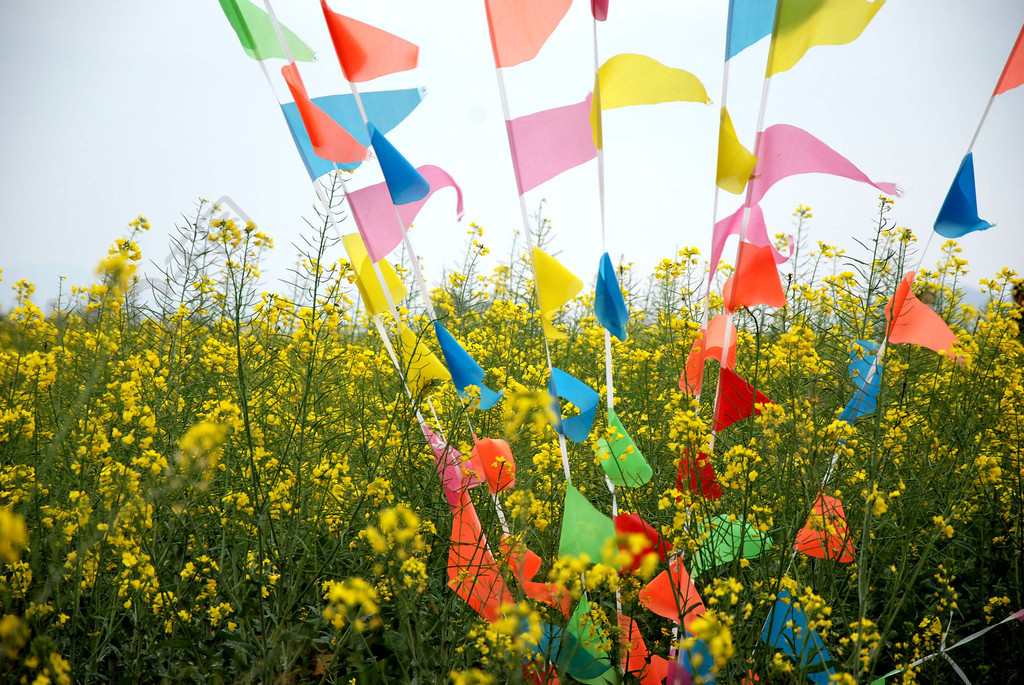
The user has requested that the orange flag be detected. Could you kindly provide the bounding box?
[638,558,706,631]
[618,615,671,684]
[723,241,787,311]
[281,64,367,164]
[320,0,419,82]
[484,0,573,68]
[884,272,958,355]
[500,538,570,616]
[994,23,1024,95]
[448,493,514,622]
[794,494,855,563]
[680,314,737,395]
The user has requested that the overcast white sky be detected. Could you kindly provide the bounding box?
[2,1,1022,310]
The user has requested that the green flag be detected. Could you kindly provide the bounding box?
[688,514,772,576]
[566,595,616,684]
[219,0,315,62]
[596,407,653,487]
[558,485,615,565]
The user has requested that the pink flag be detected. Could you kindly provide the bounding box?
[710,204,794,280]
[749,124,898,204]
[506,94,598,195]
[423,425,483,511]
[348,165,464,262]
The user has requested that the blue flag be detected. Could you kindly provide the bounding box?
[761,590,835,684]
[550,368,599,443]
[838,340,882,423]
[680,632,717,683]
[433,323,502,410]
[532,622,612,680]
[369,123,430,205]
[726,0,778,61]
[594,252,629,341]
[934,152,993,238]
[281,88,422,181]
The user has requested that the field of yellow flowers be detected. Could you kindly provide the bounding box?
[1,198,1022,684]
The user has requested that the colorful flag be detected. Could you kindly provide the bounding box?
[320,0,418,82]
[749,124,898,204]
[507,95,597,194]
[469,438,515,494]
[558,484,616,564]
[550,368,599,443]
[680,314,738,395]
[533,247,584,339]
[794,494,856,562]
[534,622,614,680]
[448,493,515,622]
[501,539,570,615]
[676,449,723,500]
[994,23,1024,94]
[218,0,315,62]
[885,272,958,355]
[595,252,629,340]
[341,233,407,316]
[761,590,835,684]
[618,615,671,684]
[714,367,774,432]
[432,323,502,410]
[723,242,787,311]
[484,0,573,68]
[717,107,759,194]
[596,408,652,487]
[933,153,992,238]
[838,339,882,422]
[710,204,794,281]
[423,425,483,511]
[281,88,423,180]
[566,596,615,683]
[688,514,772,576]
[639,558,707,631]
[615,513,670,572]
[767,0,886,76]
[281,64,368,165]
[368,124,430,205]
[592,0,609,21]
[399,324,451,396]
[348,165,464,262]
[726,0,778,60]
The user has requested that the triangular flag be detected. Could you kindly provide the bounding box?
[726,0,779,60]
[615,513,671,572]
[281,88,423,180]
[596,408,652,487]
[349,165,464,262]
[680,314,738,395]
[749,124,898,204]
[484,0,572,68]
[567,596,616,683]
[688,514,772,577]
[341,233,407,316]
[281,64,368,165]
[534,622,613,681]
[884,272,959,355]
[714,367,774,432]
[717,107,759,194]
[558,484,616,565]
[767,0,885,76]
[533,247,584,339]
[320,1,418,82]
[399,324,451,396]
[218,0,315,62]
[448,493,515,622]
[795,494,856,563]
[501,538,570,615]
[710,204,794,281]
[550,368,600,443]
[507,95,597,194]
[933,153,993,238]
[722,242,787,311]
[591,53,710,148]
[368,124,430,205]
[676,450,723,500]
[470,438,516,494]
[423,425,483,511]
[433,323,502,410]
[638,558,707,631]
[592,0,609,21]
[838,339,882,423]
[680,631,720,684]
[994,24,1024,95]
[595,252,629,341]
[616,616,672,685]
[761,590,835,684]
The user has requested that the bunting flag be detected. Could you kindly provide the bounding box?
[432,323,503,410]
[767,0,886,77]
[726,0,779,60]
[689,514,773,576]
[676,450,723,500]
[884,272,959,355]
[615,513,670,572]
[448,492,515,622]
[550,368,600,443]
[349,165,464,262]
[507,95,597,194]
[533,247,584,339]
[596,408,652,487]
[398,324,452,396]
[424,425,483,511]
[994,24,1024,95]
[717,107,759,194]
[761,590,836,684]
[710,204,794,281]
[749,124,898,204]
[320,0,419,82]
[281,89,424,180]
[592,0,609,21]
[838,340,882,423]
[281,64,368,165]
[341,233,408,316]
[469,438,516,494]
[501,538,570,615]
[484,0,573,68]
[558,484,616,564]
[679,633,718,684]
[590,53,711,148]
[566,596,616,683]
[638,557,707,631]
[714,367,774,432]
[795,494,856,562]
[218,0,315,62]
[680,314,738,395]
[933,153,993,239]
[595,252,629,341]
[368,124,430,205]
[722,242,787,311]
[534,622,614,680]
[618,615,672,685]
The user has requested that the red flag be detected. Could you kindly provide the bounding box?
[615,513,671,572]
[320,0,419,82]
[676,450,722,500]
[281,64,367,164]
[591,0,609,21]
[680,314,737,395]
[994,24,1024,95]
[722,241,787,311]
[484,0,573,68]
[794,494,856,563]
[714,367,773,432]
[448,493,514,621]
[500,538,570,615]
[884,272,958,355]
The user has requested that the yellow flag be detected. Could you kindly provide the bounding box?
[533,247,583,339]
[768,0,885,76]
[590,53,711,149]
[342,233,408,317]
[716,107,758,195]
[399,324,451,395]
